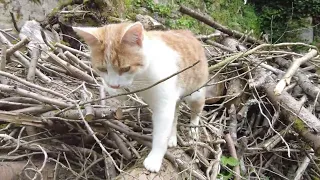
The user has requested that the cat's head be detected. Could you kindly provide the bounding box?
[73,22,146,89]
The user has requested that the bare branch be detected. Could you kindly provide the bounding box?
[26,45,40,82]
[274,49,318,95]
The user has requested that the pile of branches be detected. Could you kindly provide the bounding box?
[0,5,320,180]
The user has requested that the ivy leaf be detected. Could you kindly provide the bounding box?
[220,156,229,166]
[226,157,240,166]
[220,156,240,167]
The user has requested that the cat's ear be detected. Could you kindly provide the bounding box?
[73,27,100,46]
[121,22,144,47]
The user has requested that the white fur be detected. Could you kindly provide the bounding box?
[102,35,202,173]
[185,89,205,140]
[136,37,181,172]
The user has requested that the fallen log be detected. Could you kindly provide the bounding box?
[275,57,320,105]
[220,38,320,158]
[264,82,320,155]
[179,5,264,44]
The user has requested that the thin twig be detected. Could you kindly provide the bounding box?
[0,44,7,71]
[6,37,30,56]
[10,12,20,32]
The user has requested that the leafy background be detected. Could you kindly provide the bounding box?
[117,0,320,45]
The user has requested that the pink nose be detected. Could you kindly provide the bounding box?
[109,84,120,89]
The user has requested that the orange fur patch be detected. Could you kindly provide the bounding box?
[87,23,144,75]
[81,23,208,92]
[147,30,208,93]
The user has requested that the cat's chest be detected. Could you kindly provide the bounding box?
[129,74,180,108]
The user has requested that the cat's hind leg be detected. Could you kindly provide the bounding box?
[168,101,181,148]
[185,88,205,140]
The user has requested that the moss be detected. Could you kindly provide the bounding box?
[86,18,99,26]
[0,123,9,129]
[57,0,74,10]
[310,175,320,180]
[293,118,320,155]
[59,40,70,46]
[293,118,305,131]
[47,0,73,18]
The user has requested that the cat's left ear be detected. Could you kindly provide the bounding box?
[73,27,100,46]
[121,22,144,47]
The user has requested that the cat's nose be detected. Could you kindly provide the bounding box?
[108,84,120,89]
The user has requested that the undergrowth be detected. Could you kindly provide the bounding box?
[122,0,260,36]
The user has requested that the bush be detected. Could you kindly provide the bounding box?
[251,0,320,42]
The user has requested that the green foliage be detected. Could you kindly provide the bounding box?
[251,0,320,43]
[220,156,240,167]
[132,0,173,17]
[218,156,240,180]
[208,0,260,36]
[125,0,260,35]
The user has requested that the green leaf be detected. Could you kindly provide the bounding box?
[227,157,240,166]
[220,156,240,167]
[220,156,229,166]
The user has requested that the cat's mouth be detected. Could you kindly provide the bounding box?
[108,84,120,89]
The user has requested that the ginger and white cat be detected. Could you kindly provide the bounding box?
[73,22,208,172]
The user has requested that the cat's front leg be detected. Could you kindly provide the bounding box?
[168,101,181,147]
[143,100,176,172]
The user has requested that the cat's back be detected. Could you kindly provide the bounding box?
[146,29,207,69]
[147,29,202,52]
[146,29,208,93]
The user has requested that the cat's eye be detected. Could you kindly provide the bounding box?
[97,66,108,73]
[120,66,131,73]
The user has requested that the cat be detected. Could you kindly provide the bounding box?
[73,22,209,172]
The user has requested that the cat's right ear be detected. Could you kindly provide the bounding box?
[121,22,144,47]
[73,27,100,46]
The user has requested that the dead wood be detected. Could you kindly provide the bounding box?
[0,160,72,180]
[274,49,318,95]
[6,37,30,57]
[80,90,95,121]
[48,52,95,83]
[1,3,320,179]
[0,32,51,83]
[109,130,132,160]
[275,57,320,104]
[0,44,7,71]
[179,5,264,44]
[26,45,40,82]
[64,51,99,76]
[55,43,90,58]
[224,133,241,180]
[0,84,70,108]
[0,111,45,127]
[9,105,55,115]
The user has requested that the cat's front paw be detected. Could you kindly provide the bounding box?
[143,153,163,172]
[168,135,177,147]
[189,127,199,140]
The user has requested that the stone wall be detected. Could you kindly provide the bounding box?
[0,0,58,30]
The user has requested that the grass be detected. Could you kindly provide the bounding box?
[120,0,261,36]
[209,0,260,36]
